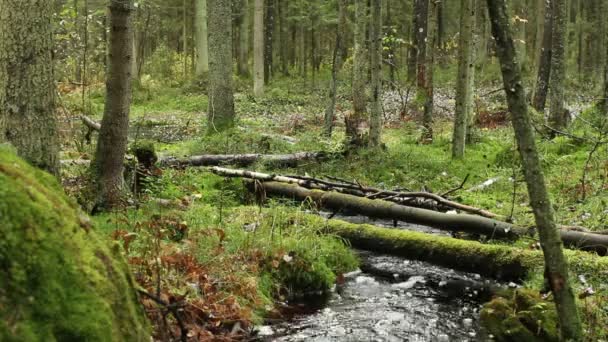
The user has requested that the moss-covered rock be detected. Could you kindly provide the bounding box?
[0,145,149,341]
[481,289,559,342]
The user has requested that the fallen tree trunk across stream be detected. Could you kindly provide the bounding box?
[242,180,608,255]
[298,214,608,281]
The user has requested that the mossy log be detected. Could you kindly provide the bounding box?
[159,151,325,168]
[250,181,608,254]
[297,213,608,283]
[0,146,149,341]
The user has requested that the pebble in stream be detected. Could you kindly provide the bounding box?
[261,253,493,342]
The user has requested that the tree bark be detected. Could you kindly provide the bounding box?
[452,0,476,158]
[238,0,250,76]
[419,0,435,143]
[485,0,583,339]
[549,0,569,132]
[92,0,134,209]
[263,0,274,84]
[253,0,265,97]
[207,0,235,132]
[532,0,552,112]
[0,0,60,175]
[323,0,347,137]
[407,0,428,83]
[194,0,209,75]
[159,152,325,168]
[346,0,369,147]
[368,0,383,147]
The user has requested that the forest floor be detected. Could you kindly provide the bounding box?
[57,75,608,340]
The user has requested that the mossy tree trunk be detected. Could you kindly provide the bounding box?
[532,0,552,112]
[238,0,250,76]
[452,0,476,158]
[346,0,369,147]
[368,0,383,147]
[486,0,583,340]
[549,0,568,132]
[253,0,265,97]
[323,0,348,137]
[194,0,209,76]
[92,0,134,210]
[0,0,60,175]
[207,0,235,132]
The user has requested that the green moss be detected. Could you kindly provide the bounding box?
[0,146,149,341]
[481,289,559,342]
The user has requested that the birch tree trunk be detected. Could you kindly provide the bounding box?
[549,0,568,132]
[207,0,235,132]
[368,0,383,147]
[452,0,476,158]
[92,0,134,209]
[194,0,209,75]
[486,0,583,339]
[0,0,60,175]
[253,0,265,97]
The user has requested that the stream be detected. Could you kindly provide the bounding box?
[256,214,502,341]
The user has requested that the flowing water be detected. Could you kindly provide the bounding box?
[257,214,501,342]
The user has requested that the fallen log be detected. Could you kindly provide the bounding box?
[248,181,608,255]
[160,152,326,168]
[298,213,608,282]
[80,115,101,131]
[209,166,501,219]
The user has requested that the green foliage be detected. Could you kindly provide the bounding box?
[0,146,149,341]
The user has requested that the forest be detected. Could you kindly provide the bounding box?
[2,0,608,340]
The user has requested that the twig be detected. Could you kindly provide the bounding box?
[138,290,188,342]
[440,174,470,197]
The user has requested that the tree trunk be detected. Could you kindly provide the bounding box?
[278,0,289,76]
[238,0,250,76]
[368,0,383,147]
[0,0,60,175]
[298,213,608,283]
[160,151,324,168]
[195,0,209,75]
[486,0,583,339]
[419,0,435,143]
[346,0,369,147]
[253,0,265,97]
[407,0,427,83]
[263,0,274,84]
[549,0,568,132]
[532,0,553,112]
[207,0,235,132]
[452,0,476,158]
[92,0,134,209]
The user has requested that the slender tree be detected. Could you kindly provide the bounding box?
[549,0,568,132]
[346,0,369,147]
[207,0,235,132]
[0,0,60,175]
[323,0,348,136]
[420,0,436,143]
[92,0,134,209]
[238,0,250,76]
[407,0,429,83]
[194,0,209,75]
[253,0,265,97]
[368,0,383,146]
[452,0,476,158]
[486,0,583,339]
[532,0,552,112]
